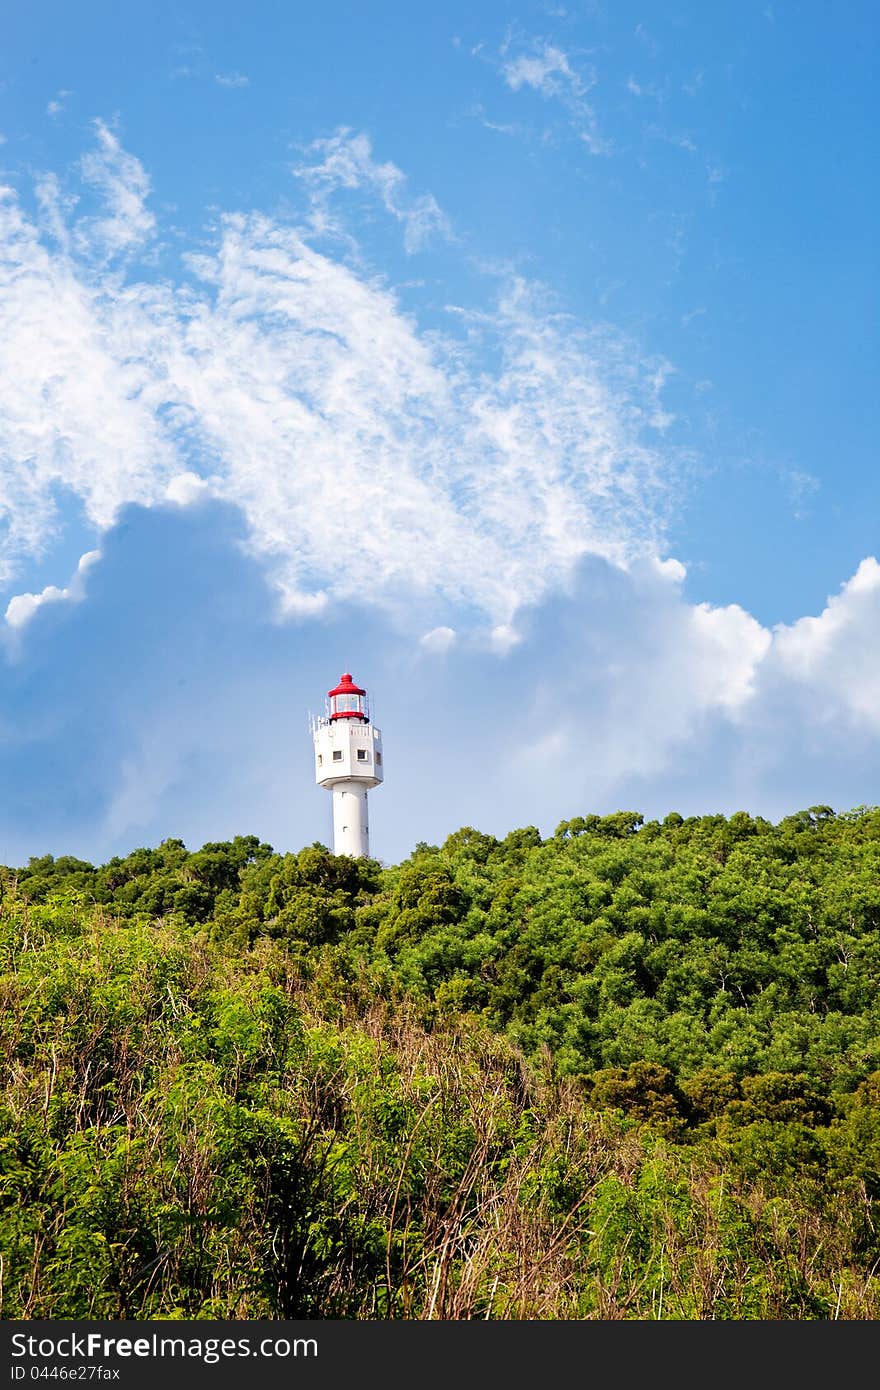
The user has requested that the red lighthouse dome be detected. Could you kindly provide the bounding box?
[328,672,368,721]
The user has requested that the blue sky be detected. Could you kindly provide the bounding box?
[0,1,877,865]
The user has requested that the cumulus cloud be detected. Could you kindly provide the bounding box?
[46,90,72,118]
[294,128,452,252]
[0,125,678,630]
[688,600,771,714]
[4,550,100,630]
[763,558,880,730]
[5,584,68,629]
[646,123,698,155]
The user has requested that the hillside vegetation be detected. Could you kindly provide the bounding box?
[2,805,880,1318]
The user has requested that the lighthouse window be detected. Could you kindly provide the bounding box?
[332,750,343,761]
[334,693,361,713]
[356,748,369,761]
[317,754,323,766]
[376,752,382,765]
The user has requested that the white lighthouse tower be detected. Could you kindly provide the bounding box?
[311,672,383,857]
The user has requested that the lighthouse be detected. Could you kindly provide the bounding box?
[311,673,383,857]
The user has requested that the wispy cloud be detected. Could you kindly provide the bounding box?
[496,37,610,155]
[215,72,249,89]
[0,127,679,631]
[469,103,524,138]
[46,89,72,118]
[76,119,156,257]
[783,468,820,520]
[294,128,452,252]
[4,550,100,630]
[646,122,698,155]
[0,133,874,847]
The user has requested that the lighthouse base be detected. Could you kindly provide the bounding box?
[332,782,371,858]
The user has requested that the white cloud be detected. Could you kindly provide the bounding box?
[646,123,698,155]
[497,40,609,155]
[516,557,880,814]
[102,732,186,840]
[294,129,452,252]
[502,45,576,97]
[0,128,678,630]
[420,626,456,653]
[0,165,177,583]
[0,121,873,857]
[766,558,880,729]
[473,107,523,138]
[634,24,659,54]
[689,600,771,713]
[4,549,100,630]
[651,555,687,583]
[215,72,249,88]
[46,90,72,119]
[550,568,770,784]
[5,585,68,628]
[76,120,156,258]
[783,468,820,519]
[626,77,666,100]
[462,553,868,833]
[489,623,521,654]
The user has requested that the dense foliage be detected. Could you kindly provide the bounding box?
[2,805,879,1318]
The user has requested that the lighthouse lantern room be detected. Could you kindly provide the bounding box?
[311,673,383,857]
[328,672,368,720]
